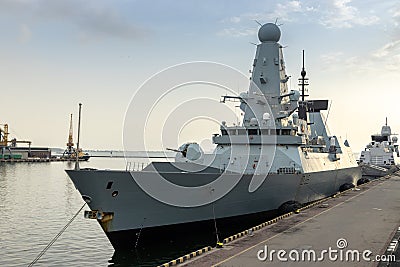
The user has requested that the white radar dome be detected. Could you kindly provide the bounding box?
[250,117,258,126]
[258,23,281,42]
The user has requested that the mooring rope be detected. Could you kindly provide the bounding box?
[135,217,146,248]
[28,202,87,266]
[212,204,220,244]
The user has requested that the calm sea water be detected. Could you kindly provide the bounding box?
[0,157,211,267]
[0,156,278,266]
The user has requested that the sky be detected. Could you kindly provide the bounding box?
[0,0,399,152]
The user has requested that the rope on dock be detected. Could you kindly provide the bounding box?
[28,202,87,266]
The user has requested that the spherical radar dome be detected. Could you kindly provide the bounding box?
[258,23,281,42]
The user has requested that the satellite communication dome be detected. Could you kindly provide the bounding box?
[258,23,281,42]
[250,118,258,126]
[263,112,271,120]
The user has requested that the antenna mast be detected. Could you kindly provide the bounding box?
[75,103,82,170]
[298,50,309,101]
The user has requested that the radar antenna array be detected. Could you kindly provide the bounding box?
[298,50,309,101]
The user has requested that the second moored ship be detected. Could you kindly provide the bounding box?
[359,118,400,178]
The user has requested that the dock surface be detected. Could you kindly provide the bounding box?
[181,174,400,266]
[0,158,86,163]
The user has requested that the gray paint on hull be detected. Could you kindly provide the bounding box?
[66,166,360,233]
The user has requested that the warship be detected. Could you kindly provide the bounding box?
[66,23,361,248]
[359,118,400,177]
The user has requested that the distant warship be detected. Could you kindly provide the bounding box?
[359,118,400,177]
[66,23,361,248]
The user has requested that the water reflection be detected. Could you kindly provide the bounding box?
[108,210,278,266]
[109,243,209,267]
[0,157,277,267]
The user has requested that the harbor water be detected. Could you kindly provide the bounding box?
[0,157,210,266]
[1,155,281,266]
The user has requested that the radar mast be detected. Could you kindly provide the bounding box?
[298,50,309,101]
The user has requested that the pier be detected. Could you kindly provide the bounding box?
[161,172,400,267]
[0,158,85,163]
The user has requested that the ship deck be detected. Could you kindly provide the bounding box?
[163,172,400,267]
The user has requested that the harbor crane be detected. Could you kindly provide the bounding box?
[1,123,32,147]
[62,113,90,160]
[66,114,74,154]
[1,123,33,158]
[0,123,9,147]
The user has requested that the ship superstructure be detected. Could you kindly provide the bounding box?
[359,118,400,177]
[66,23,361,248]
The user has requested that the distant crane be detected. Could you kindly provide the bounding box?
[0,123,9,147]
[62,113,90,161]
[0,123,12,157]
[66,114,74,155]
[1,123,32,147]
[1,123,32,157]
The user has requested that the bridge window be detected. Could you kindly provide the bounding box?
[247,129,258,135]
[238,129,246,135]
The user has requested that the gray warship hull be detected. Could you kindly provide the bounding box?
[360,163,398,178]
[361,164,387,178]
[67,163,360,247]
[66,22,363,249]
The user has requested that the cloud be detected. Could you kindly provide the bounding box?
[348,3,400,72]
[228,1,303,24]
[320,52,344,68]
[271,0,303,22]
[217,27,257,37]
[220,0,381,37]
[228,16,242,24]
[0,0,147,41]
[219,1,304,37]
[320,0,400,73]
[319,52,373,73]
[372,40,400,57]
[319,0,380,29]
[390,4,400,38]
[321,39,400,73]
[370,40,400,71]
[392,8,400,19]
